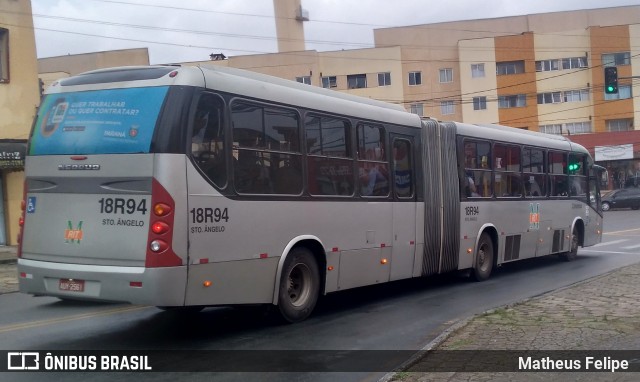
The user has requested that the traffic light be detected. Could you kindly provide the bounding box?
[568,162,581,172]
[604,66,618,94]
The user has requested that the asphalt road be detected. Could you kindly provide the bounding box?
[1,209,639,382]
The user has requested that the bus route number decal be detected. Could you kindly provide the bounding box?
[465,205,479,221]
[190,208,229,234]
[99,198,147,215]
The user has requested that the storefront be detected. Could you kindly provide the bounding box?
[569,131,640,191]
[0,140,27,246]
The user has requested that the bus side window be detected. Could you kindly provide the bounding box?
[191,93,226,188]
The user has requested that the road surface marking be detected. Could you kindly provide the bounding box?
[591,239,628,247]
[621,244,640,250]
[0,305,149,333]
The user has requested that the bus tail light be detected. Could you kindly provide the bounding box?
[154,203,172,217]
[145,179,182,268]
[17,181,27,258]
[150,240,168,252]
[151,222,170,235]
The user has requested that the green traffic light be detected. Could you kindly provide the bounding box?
[607,86,615,92]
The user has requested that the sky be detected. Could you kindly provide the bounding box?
[29,0,640,65]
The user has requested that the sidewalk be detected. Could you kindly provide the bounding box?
[0,245,17,295]
[387,262,640,382]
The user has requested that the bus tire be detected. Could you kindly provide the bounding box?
[472,233,494,282]
[277,247,320,323]
[560,227,579,262]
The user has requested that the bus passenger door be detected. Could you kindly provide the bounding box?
[390,137,416,281]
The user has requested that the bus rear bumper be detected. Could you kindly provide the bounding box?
[17,258,187,306]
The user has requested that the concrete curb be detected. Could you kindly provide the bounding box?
[377,265,631,381]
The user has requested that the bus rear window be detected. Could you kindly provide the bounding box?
[29,86,169,155]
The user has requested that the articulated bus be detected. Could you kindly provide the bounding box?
[18,65,603,322]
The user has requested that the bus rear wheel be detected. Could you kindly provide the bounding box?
[472,233,494,282]
[277,248,320,323]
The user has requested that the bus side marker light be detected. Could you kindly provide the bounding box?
[380,259,388,265]
[466,248,473,254]
[332,247,339,252]
[20,272,32,279]
[381,243,386,248]
[597,230,602,235]
[203,280,212,287]
[199,259,209,264]
[130,281,143,288]
[327,266,334,271]
[260,253,268,259]
[169,71,178,78]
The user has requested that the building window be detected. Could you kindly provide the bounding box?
[378,72,391,86]
[496,61,525,75]
[347,74,367,89]
[473,96,487,110]
[604,84,632,100]
[602,52,630,66]
[408,71,422,86]
[565,122,592,135]
[537,92,562,104]
[296,76,311,85]
[562,57,588,69]
[321,76,337,88]
[471,63,485,78]
[0,28,8,83]
[564,89,589,102]
[535,59,560,72]
[439,68,453,83]
[606,119,633,132]
[498,94,526,108]
[539,124,563,135]
[409,103,423,116]
[440,101,455,115]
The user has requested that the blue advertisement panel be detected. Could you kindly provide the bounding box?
[30,87,169,155]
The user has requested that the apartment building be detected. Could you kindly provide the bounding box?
[36,5,640,189]
[0,0,40,245]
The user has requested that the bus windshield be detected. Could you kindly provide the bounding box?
[29,86,169,155]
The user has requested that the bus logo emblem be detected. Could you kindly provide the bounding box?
[65,221,84,243]
[529,203,540,230]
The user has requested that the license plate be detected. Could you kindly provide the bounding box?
[59,279,85,292]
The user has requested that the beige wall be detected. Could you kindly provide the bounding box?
[273,0,306,53]
[183,47,406,108]
[0,0,40,245]
[459,38,498,124]
[534,30,593,129]
[38,48,149,77]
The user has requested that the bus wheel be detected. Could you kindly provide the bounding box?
[277,248,320,323]
[560,228,579,262]
[472,233,494,282]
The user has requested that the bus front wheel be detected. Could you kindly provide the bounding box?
[472,233,494,282]
[560,227,579,262]
[277,247,320,323]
